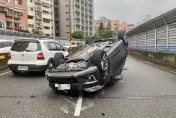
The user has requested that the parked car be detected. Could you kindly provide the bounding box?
[8,39,68,75]
[46,30,128,92]
[0,40,14,54]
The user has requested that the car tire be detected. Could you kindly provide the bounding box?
[53,53,64,68]
[91,49,110,76]
[12,71,21,75]
[47,61,54,70]
[118,30,128,46]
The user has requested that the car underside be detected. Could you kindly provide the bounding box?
[46,31,128,92]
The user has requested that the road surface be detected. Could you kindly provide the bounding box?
[0,57,176,118]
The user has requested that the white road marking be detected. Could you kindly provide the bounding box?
[74,94,83,116]
[0,71,11,76]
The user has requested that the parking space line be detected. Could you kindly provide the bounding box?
[0,71,11,76]
[74,94,83,116]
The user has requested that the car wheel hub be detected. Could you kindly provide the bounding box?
[101,53,108,71]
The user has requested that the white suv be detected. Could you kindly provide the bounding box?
[8,39,68,75]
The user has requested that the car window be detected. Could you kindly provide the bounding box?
[11,41,41,52]
[48,42,57,51]
[3,41,11,47]
[56,43,63,50]
[10,42,14,46]
[0,42,4,48]
[44,42,49,50]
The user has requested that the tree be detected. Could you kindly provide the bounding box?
[107,21,111,30]
[71,31,84,39]
[94,28,117,40]
[31,29,41,35]
[99,22,104,30]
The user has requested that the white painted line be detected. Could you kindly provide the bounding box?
[0,71,11,76]
[74,94,83,116]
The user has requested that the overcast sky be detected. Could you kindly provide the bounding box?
[94,0,176,24]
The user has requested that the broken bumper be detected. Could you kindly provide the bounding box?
[46,66,103,92]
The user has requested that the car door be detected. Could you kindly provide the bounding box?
[0,42,5,54]
[107,40,128,75]
[55,43,68,57]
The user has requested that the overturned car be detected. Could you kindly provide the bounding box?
[46,31,128,92]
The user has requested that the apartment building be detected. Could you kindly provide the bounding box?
[27,0,54,36]
[54,0,59,37]
[57,0,94,37]
[0,0,28,32]
[94,16,135,33]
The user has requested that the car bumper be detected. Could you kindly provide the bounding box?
[46,66,104,92]
[8,64,47,71]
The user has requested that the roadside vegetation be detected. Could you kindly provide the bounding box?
[94,22,117,40]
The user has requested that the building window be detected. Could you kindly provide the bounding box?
[44,26,50,29]
[43,10,49,14]
[28,24,34,28]
[28,15,33,19]
[6,0,10,3]
[43,18,50,23]
[6,21,13,29]
[15,0,17,5]
[14,12,20,19]
[28,0,32,2]
[0,21,5,28]
[28,7,33,11]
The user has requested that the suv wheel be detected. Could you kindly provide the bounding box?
[47,61,54,70]
[53,53,64,68]
[91,49,110,75]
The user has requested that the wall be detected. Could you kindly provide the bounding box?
[129,49,176,69]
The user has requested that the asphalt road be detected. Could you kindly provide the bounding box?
[0,57,176,118]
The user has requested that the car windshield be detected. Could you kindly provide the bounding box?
[11,41,41,52]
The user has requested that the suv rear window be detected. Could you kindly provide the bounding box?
[3,41,11,47]
[11,41,41,52]
[0,42,4,48]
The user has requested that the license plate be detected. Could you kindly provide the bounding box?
[18,66,28,71]
[55,84,70,90]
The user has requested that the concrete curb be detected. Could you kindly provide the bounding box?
[128,56,176,75]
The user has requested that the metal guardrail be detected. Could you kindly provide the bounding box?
[0,30,85,45]
[126,8,176,53]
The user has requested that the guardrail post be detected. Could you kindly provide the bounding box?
[155,29,157,52]
[162,17,168,52]
[166,25,169,52]
[145,32,147,50]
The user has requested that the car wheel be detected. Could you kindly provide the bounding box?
[91,49,110,75]
[12,71,21,75]
[53,53,64,68]
[47,61,54,70]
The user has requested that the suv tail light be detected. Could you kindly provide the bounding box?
[37,52,45,60]
[8,52,11,60]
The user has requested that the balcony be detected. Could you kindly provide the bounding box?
[42,6,51,12]
[42,0,51,5]
[75,2,80,7]
[6,24,13,29]
[28,11,33,16]
[6,12,13,18]
[43,22,51,27]
[43,29,52,34]
[35,7,42,12]
[35,0,42,5]
[43,14,51,19]
[28,19,34,24]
